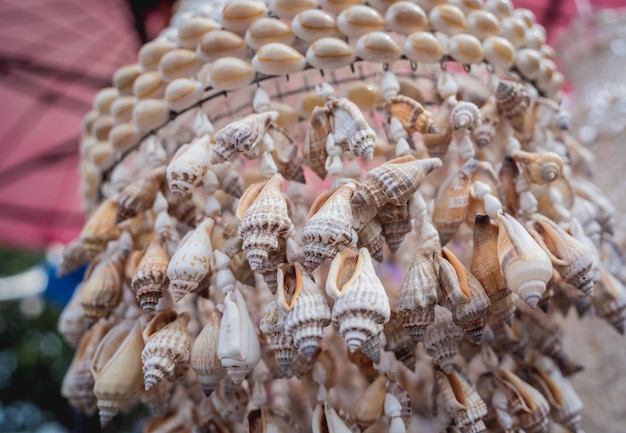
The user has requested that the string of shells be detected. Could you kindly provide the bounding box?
[60,0,624,432]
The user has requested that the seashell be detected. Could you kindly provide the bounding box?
[218,288,262,384]
[429,5,468,35]
[197,30,247,63]
[511,150,563,185]
[594,268,626,334]
[177,16,221,49]
[292,9,339,42]
[139,39,175,71]
[472,214,514,325]
[467,10,501,40]
[116,167,165,223]
[164,78,203,111]
[251,43,306,76]
[133,98,168,132]
[471,97,499,149]
[357,217,385,262]
[485,0,513,20]
[248,408,299,433]
[237,173,293,270]
[142,311,192,390]
[385,2,429,35]
[327,248,391,352]
[337,5,385,39]
[206,56,255,91]
[515,47,542,80]
[355,31,402,64]
[312,401,354,433]
[93,88,118,116]
[212,111,278,164]
[448,33,484,65]
[267,125,305,183]
[257,238,287,294]
[497,213,553,308]
[80,250,125,322]
[304,106,332,179]
[329,97,376,159]
[345,82,383,111]
[244,18,295,50]
[500,16,526,48]
[526,214,594,296]
[269,0,316,19]
[259,300,299,368]
[131,237,169,313]
[435,369,488,433]
[80,197,121,259]
[91,319,144,426]
[108,122,139,153]
[220,0,267,34]
[378,202,412,253]
[403,31,444,64]
[396,221,440,342]
[383,95,438,136]
[166,218,214,301]
[158,49,200,82]
[353,156,442,208]
[58,284,88,347]
[166,135,211,198]
[305,37,355,70]
[110,96,136,124]
[113,64,142,96]
[354,375,387,427]
[450,101,481,131]
[483,35,516,70]
[383,312,416,370]
[191,308,226,396]
[302,182,355,270]
[496,80,530,128]
[424,307,465,373]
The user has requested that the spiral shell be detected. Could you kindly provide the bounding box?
[116,166,165,223]
[357,217,385,262]
[131,237,169,313]
[353,156,442,208]
[190,307,227,396]
[512,150,563,185]
[79,197,121,261]
[435,369,488,433]
[237,173,294,271]
[166,135,211,198]
[471,97,499,148]
[450,101,482,131]
[80,249,125,322]
[424,307,464,373]
[383,312,416,370]
[327,248,391,353]
[302,182,355,271]
[495,79,530,130]
[383,95,438,136]
[259,300,299,368]
[142,311,192,391]
[329,98,376,159]
[378,202,412,253]
[212,111,278,164]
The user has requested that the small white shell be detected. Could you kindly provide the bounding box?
[337,5,385,39]
[110,96,136,124]
[482,36,515,70]
[133,99,168,132]
[524,25,545,50]
[165,78,203,111]
[292,9,339,42]
[355,32,402,64]
[93,88,118,115]
[306,37,355,70]
[252,43,306,75]
[500,16,526,48]
[177,16,221,49]
[449,0,483,14]
[385,2,429,35]
[467,10,500,40]
[139,40,175,71]
[269,0,316,19]
[537,58,556,91]
[206,57,255,91]
[485,0,513,20]
[109,123,140,153]
[244,17,295,50]
[133,72,166,100]
[159,49,201,82]
[429,5,467,35]
[448,33,484,65]
[515,47,542,80]
[403,32,443,64]
[113,64,142,95]
[317,0,360,15]
[197,30,247,63]
[220,0,268,34]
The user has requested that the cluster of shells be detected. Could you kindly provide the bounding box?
[59,0,626,432]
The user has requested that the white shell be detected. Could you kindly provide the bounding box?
[515,47,542,80]
[403,32,444,64]
[177,16,221,49]
[269,0,316,19]
[449,33,484,65]
[356,32,402,64]
[483,36,515,70]
[219,0,268,34]
[206,57,255,91]
[337,5,385,39]
[165,78,204,111]
[132,99,168,132]
[385,2,429,35]
[166,135,211,198]
[197,30,247,63]
[306,37,355,70]
[429,5,467,35]
[467,10,500,40]
[500,16,526,48]
[252,43,306,75]
[110,96,136,124]
[158,49,201,82]
[244,17,295,50]
[292,9,339,42]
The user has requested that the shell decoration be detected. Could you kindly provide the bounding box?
[383,95,438,136]
[190,307,227,396]
[131,236,169,313]
[212,111,278,164]
[304,106,332,180]
[512,150,564,185]
[378,202,412,254]
[166,135,211,198]
[423,307,465,374]
[328,97,376,159]
[435,369,488,433]
[259,299,299,368]
[116,166,165,223]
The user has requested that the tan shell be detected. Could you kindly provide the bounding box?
[258,237,287,293]
[113,64,142,95]
[220,0,267,33]
[116,167,165,223]
[237,173,294,270]
[403,31,444,64]
[378,202,412,253]
[594,268,626,334]
[354,375,387,427]
[495,79,530,130]
[304,106,332,180]
[91,319,144,426]
[385,2,429,35]
[198,30,247,63]
[291,9,338,42]
[80,197,121,259]
[158,49,200,82]
[133,71,166,100]
[449,33,485,65]
[166,218,214,301]
[139,40,174,71]
[305,36,356,70]
[499,156,520,215]
[423,100,454,158]
[429,5,468,35]
[450,101,482,131]
[212,111,278,164]
[190,308,226,396]
[302,182,355,270]
[353,155,442,208]
[166,136,211,198]
[259,299,299,368]
[472,97,500,148]
[383,312,416,370]
[80,249,125,322]
[424,308,465,375]
[337,5,385,39]
[251,43,306,75]
[177,16,221,49]
[268,125,305,183]
[58,283,88,347]
[329,97,376,159]
[357,217,385,262]
[436,369,487,433]
[327,248,391,352]
[383,95,437,136]
[131,237,169,313]
[512,150,563,185]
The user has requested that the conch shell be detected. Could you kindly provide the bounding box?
[212,111,278,164]
[166,218,214,301]
[594,268,626,334]
[354,375,387,427]
[91,319,144,426]
[131,237,169,313]
[450,101,481,131]
[166,135,211,198]
[237,173,294,270]
[472,97,499,148]
[383,312,416,370]
[495,79,530,130]
[116,166,165,223]
[423,307,464,374]
[190,307,226,396]
[79,197,121,261]
[142,310,192,390]
[302,182,355,271]
[497,213,553,308]
[378,202,412,253]
[329,97,376,159]
[352,156,442,208]
[259,299,299,368]
[218,288,262,384]
[327,247,391,353]
[357,217,385,262]
[435,369,488,433]
[383,95,437,135]
[304,106,331,179]
[512,150,563,185]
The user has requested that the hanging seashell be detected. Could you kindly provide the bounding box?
[190,307,226,396]
[58,283,88,347]
[79,197,121,261]
[205,56,255,91]
[594,268,626,334]
[133,71,166,100]
[158,48,200,82]
[259,300,299,368]
[237,173,294,271]
[385,2,429,35]
[282,263,332,358]
[258,238,287,294]
[166,217,214,301]
[139,39,174,71]
[304,106,332,180]
[291,9,339,42]
[312,401,354,433]
[337,5,385,39]
[328,97,376,159]
[383,95,438,136]
[435,369,488,433]
[353,156,442,208]
[91,319,144,426]
[355,31,402,64]
[512,150,563,185]
[166,135,211,198]
[497,213,553,308]
[142,311,192,390]
[267,125,306,183]
[177,16,221,49]
[306,37,356,70]
[197,30,246,64]
[450,101,482,132]
[357,217,385,262]
[164,78,203,111]
[383,312,416,370]
[116,167,165,223]
[218,288,262,384]
[354,375,387,427]
[302,182,355,270]
[251,43,306,76]
[113,64,141,96]
[212,111,278,164]
[403,31,444,64]
[377,202,412,253]
[80,247,125,322]
[424,308,464,373]
[244,18,294,50]
[131,237,169,313]
[483,35,516,70]
[496,79,530,130]
[219,0,267,34]
[327,248,391,353]
[467,10,501,40]
[448,33,485,65]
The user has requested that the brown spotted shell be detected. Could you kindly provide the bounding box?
[116,166,165,223]
[212,111,278,164]
[166,136,211,198]
[304,106,332,180]
[131,237,169,313]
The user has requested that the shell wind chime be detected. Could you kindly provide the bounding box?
[59,0,624,431]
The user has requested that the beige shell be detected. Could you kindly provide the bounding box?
[220,0,267,33]
[91,319,144,426]
[269,0,315,19]
[198,30,247,63]
[304,106,332,180]
[258,237,287,293]
[450,101,482,131]
[512,150,563,185]
[327,247,391,352]
[206,56,255,91]
[429,5,468,35]
[133,71,166,100]
[383,312,416,370]
[385,2,429,35]
[212,111,278,164]
[312,402,354,433]
[80,197,121,259]
[483,35,516,70]
[237,173,294,270]
[594,268,626,334]
[449,33,485,65]
[354,375,387,427]
[259,299,299,368]
[353,156,442,208]
[472,97,500,148]
[110,96,135,124]
[495,79,530,130]
[218,288,262,384]
[190,308,226,396]
[142,311,191,390]
[164,78,203,111]
[424,307,465,374]
[166,136,211,198]
[166,218,214,301]
[177,16,221,49]
[131,237,169,313]
[497,213,553,308]
[291,9,339,42]
[116,167,165,223]
[80,249,125,322]
[357,217,385,262]
[471,214,514,325]
[467,10,501,40]
[113,64,142,96]
[133,98,168,132]
[435,369,488,433]
[305,37,355,70]
[245,18,295,50]
[355,31,402,64]
[158,49,200,82]
[139,39,174,71]
[423,100,454,158]
[403,31,444,64]
[282,263,332,358]
[251,43,306,75]
[383,95,438,136]
[329,97,376,159]
[337,5,385,39]
[378,202,412,253]
[267,125,305,183]
[57,283,88,347]
[515,47,542,79]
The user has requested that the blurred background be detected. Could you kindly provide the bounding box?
[0,0,625,432]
